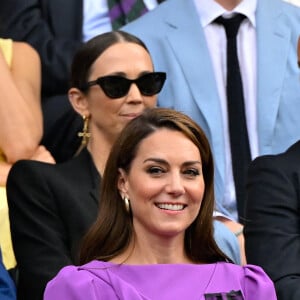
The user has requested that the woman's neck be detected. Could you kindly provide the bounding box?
[111,232,193,265]
[86,132,115,176]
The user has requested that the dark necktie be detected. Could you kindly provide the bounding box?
[108,0,148,30]
[214,14,251,222]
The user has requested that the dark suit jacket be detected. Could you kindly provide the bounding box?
[244,141,300,300]
[7,148,100,300]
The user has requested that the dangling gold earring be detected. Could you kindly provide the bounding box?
[123,196,131,214]
[75,115,91,156]
[78,115,91,146]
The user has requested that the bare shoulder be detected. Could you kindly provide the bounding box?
[10,41,41,89]
[11,41,40,69]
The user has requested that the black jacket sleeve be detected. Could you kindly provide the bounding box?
[7,160,73,300]
[244,152,300,300]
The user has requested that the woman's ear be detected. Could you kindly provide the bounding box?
[68,87,90,117]
[118,168,129,196]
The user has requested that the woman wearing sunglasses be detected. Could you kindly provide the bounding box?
[5,31,165,300]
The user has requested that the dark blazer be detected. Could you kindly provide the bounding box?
[6,148,100,300]
[244,141,300,300]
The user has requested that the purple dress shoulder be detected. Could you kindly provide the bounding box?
[44,261,277,300]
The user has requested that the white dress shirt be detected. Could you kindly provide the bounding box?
[194,0,258,220]
[83,0,159,42]
[283,0,300,6]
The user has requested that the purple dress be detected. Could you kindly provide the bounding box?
[44,261,277,300]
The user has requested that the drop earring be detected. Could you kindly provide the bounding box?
[123,196,131,214]
[74,115,91,156]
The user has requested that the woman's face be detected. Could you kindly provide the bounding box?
[86,42,157,140]
[118,128,205,240]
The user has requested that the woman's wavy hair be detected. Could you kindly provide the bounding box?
[80,108,230,264]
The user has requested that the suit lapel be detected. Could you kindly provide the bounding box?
[162,0,225,190]
[89,163,101,205]
[83,149,100,205]
[256,0,292,153]
[65,148,100,205]
[164,0,222,134]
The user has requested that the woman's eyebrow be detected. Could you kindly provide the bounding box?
[143,158,202,166]
[143,158,167,164]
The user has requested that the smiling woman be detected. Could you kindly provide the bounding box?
[44,108,277,300]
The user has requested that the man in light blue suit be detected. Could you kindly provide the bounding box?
[123,0,300,221]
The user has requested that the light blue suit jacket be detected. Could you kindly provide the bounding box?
[123,0,300,217]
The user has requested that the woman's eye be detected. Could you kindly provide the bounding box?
[183,169,200,177]
[146,166,164,175]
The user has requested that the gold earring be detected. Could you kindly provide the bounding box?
[74,115,91,156]
[78,115,91,145]
[124,196,130,213]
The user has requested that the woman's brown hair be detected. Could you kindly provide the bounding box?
[80,107,230,264]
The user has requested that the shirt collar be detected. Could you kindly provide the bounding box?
[193,0,257,28]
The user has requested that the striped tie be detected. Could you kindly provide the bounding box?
[108,0,148,30]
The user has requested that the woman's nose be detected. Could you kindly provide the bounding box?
[165,173,185,196]
[126,83,143,103]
